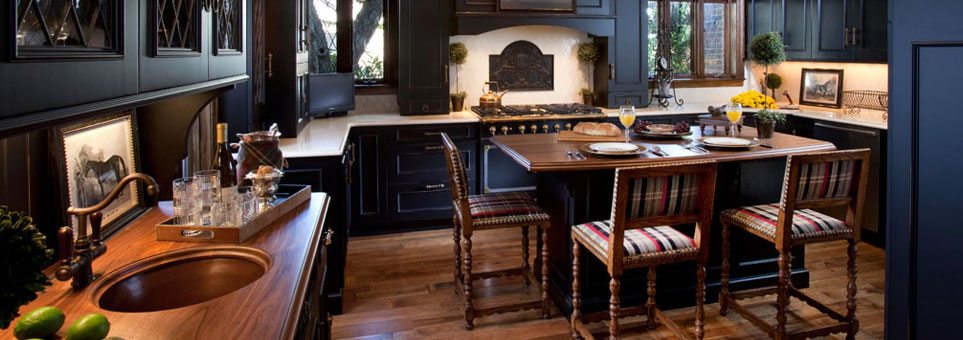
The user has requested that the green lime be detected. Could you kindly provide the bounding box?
[65,313,110,340]
[13,306,66,339]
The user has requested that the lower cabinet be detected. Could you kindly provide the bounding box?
[294,229,333,340]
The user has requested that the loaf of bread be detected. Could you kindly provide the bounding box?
[572,122,622,137]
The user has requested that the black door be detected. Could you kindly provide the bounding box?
[782,0,813,60]
[746,0,784,53]
[209,0,248,79]
[1,1,138,116]
[811,0,852,60]
[851,0,887,61]
[397,0,449,115]
[888,0,963,338]
[605,0,647,107]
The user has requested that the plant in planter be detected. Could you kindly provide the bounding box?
[449,42,468,111]
[749,32,787,98]
[579,88,596,105]
[577,43,600,102]
[0,206,53,329]
[764,73,783,99]
[754,109,787,139]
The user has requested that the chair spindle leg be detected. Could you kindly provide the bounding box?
[453,217,462,288]
[571,242,581,339]
[541,226,551,319]
[719,221,730,316]
[776,251,790,338]
[463,235,474,330]
[846,239,859,340]
[522,225,531,286]
[695,262,706,340]
[610,275,621,340]
[646,267,657,329]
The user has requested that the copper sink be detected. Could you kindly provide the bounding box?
[89,246,272,313]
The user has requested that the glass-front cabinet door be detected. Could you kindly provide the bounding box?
[13,0,123,59]
[2,0,137,116]
[208,0,246,79]
[153,0,202,56]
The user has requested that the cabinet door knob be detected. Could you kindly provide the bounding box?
[266,53,274,79]
[608,64,615,80]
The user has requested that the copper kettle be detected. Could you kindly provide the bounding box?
[479,81,508,108]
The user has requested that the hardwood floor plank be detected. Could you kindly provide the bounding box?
[334,228,885,339]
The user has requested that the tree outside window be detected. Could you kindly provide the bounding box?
[309,0,389,84]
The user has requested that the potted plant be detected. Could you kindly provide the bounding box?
[754,109,786,139]
[764,73,783,99]
[749,32,787,98]
[449,42,468,111]
[579,88,595,105]
[0,206,53,330]
[577,43,600,102]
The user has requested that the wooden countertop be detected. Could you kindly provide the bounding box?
[491,127,836,172]
[0,193,330,340]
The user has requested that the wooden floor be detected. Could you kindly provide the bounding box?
[333,228,885,339]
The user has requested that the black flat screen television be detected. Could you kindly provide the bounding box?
[307,72,355,118]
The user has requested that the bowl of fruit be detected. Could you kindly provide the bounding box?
[633,121,693,139]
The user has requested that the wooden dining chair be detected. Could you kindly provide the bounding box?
[570,160,718,340]
[718,149,871,340]
[440,133,552,330]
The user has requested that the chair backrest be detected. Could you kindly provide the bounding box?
[440,133,471,224]
[777,148,871,244]
[607,160,718,268]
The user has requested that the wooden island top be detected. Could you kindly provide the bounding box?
[491,127,836,172]
[0,193,330,340]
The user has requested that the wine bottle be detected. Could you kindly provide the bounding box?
[213,123,238,188]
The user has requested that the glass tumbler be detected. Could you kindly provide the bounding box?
[192,170,221,226]
[236,186,257,224]
[172,177,194,225]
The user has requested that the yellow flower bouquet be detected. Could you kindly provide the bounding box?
[731,90,779,109]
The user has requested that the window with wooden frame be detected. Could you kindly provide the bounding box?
[308,0,398,92]
[647,0,744,87]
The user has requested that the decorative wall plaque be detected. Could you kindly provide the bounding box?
[489,41,554,91]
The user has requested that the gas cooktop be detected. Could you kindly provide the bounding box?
[471,103,605,122]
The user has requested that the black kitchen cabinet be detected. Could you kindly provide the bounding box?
[264,0,310,135]
[347,127,388,232]
[209,0,247,79]
[293,228,334,340]
[1,1,138,116]
[595,0,648,108]
[812,121,886,246]
[747,0,886,62]
[140,0,210,91]
[398,0,450,115]
[455,0,612,15]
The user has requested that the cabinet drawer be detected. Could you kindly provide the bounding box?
[388,141,476,182]
[387,179,475,223]
[405,99,448,114]
[394,124,476,143]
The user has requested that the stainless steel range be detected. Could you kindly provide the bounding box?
[473,103,607,193]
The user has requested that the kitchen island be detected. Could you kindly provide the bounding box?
[0,193,331,340]
[490,128,835,314]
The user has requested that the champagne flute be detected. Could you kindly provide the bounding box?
[618,103,636,141]
[725,102,743,137]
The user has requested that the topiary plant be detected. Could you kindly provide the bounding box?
[449,42,468,96]
[765,73,784,98]
[0,206,53,329]
[749,32,787,96]
[577,43,600,63]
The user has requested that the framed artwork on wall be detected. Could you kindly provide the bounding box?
[800,68,844,108]
[54,111,144,237]
[498,0,576,12]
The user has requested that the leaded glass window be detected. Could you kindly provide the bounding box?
[14,0,121,58]
[213,0,242,54]
[154,0,201,55]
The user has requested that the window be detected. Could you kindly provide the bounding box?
[309,0,395,87]
[647,0,744,86]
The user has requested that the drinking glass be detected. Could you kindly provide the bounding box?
[172,177,194,225]
[192,170,221,226]
[618,103,636,140]
[725,102,743,137]
[236,186,258,224]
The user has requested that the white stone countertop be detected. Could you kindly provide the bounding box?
[281,103,886,159]
[279,111,480,158]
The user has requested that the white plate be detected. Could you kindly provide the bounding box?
[588,142,640,153]
[699,137,759,149]
[581,143,647,157]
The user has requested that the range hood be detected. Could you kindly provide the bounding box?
[454,1,615,36]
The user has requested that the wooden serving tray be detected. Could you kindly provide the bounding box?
[156,184,312,243]
[557,130,628,142]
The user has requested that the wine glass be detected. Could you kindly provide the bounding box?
[725,102,743,137]
[618,103,636,141]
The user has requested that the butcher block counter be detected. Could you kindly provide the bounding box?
[0,193,331,340]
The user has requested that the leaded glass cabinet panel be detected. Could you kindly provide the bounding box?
[13,0,122,58]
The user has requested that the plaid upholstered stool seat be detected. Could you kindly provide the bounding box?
[719,150,871,340]
[467,192,550,229]
[441,133,551,331]
[572,221,699,264]
[570,161,718,340]
[721,204,852,242]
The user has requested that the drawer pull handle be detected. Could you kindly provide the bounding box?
[423,131,442,136]
[323,229,334,246]
[424,183,446,190]
[424,145,444,151]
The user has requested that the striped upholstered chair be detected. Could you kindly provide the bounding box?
[440,133,551,330]
[570,160,718,340]
[718,149,870,340]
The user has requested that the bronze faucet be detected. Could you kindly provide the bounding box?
[56,173,159,289]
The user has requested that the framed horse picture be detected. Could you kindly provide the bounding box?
[55,111,143,237]
[800,68,844,108]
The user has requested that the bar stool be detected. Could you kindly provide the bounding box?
[719,149,870,339]
[440,133,552,330]
[570,160,718,340]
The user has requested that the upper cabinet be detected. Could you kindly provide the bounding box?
[1,0,138,116]
[264,0,310,135]
[595,0,647,108]
[747,0,886,62]
[140,0,206,91]
[209,0,247,79]
[398,0,450,115]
